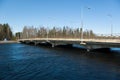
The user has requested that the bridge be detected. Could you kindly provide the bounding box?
[19,38,120,51]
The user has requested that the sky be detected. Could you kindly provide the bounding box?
[0,0,120,35]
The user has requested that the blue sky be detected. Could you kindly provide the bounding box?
[0,0,120,35]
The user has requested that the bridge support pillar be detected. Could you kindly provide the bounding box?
[86,45,92,52]
[52,43,54,47]
[87,49,90,52]
[35,42,37,46]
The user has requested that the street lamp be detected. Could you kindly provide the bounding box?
[108,14,113,37]
[80,7,91,43]
[80,7,83,43]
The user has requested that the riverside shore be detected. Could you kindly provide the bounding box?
[0,41,18,43]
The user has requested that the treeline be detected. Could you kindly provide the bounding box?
[0,23,13,40]
[16,26,96,39]
[0,23,118,40]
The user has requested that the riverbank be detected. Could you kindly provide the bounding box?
[0,41,18,43]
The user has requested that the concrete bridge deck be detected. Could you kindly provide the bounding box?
[19,38,120,43]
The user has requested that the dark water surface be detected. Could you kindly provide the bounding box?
[0,43,120,80]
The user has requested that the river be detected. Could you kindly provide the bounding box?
[0,43,120,80]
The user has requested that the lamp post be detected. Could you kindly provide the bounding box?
[108,14,113,37]
[80,7,83,43]
[80,7,91,43]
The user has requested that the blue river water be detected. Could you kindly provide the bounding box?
[0,43,120,80]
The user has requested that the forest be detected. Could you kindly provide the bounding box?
[16,26,95,39]
[0,23,13,40]
[1,23,118,40]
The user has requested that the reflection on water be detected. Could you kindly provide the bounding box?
[0,43,120,80]
[111,48,120,52]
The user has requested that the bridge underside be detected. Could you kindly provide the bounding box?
[19,40,120,52]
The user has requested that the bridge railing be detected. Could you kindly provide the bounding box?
[18,32,120,41]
